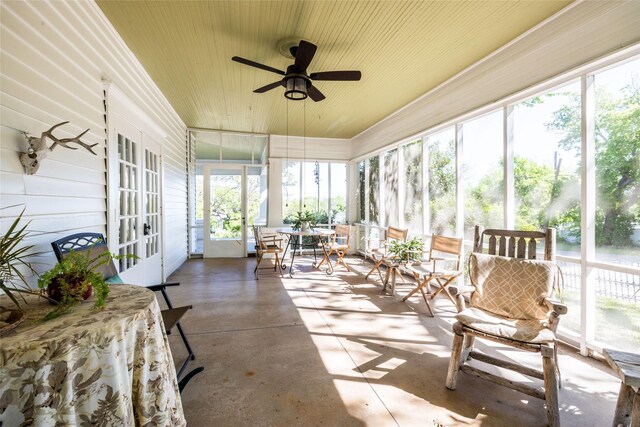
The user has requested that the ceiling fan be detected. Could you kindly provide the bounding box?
[232,40,361,102]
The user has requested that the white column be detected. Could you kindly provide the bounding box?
[422,136,430,237]
[455,124,464,238]
[504,105,515,229]
[580,74,596,356]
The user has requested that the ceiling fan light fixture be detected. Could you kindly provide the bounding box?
[284,77,308,100]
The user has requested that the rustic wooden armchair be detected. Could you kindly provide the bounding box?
[445,226,567,427]
[253,226,284,278]
[51,233,203,392]
[403,234,463,317]
[317,224,351,274]
[365,226,408,283]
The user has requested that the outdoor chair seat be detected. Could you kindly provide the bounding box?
[456,307,556,343]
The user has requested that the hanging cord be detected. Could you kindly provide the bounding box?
[303,100,306,209]
[286,102,289,208]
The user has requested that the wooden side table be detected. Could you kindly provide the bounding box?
[603,348,640,427]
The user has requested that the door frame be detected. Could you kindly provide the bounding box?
[105,82,167,283]
[203,163,247,258]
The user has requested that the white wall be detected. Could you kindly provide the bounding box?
[0,1,188,280]
[351,1,640,158]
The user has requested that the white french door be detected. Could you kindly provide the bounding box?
[203,164,247,258]
[109,114,164,284]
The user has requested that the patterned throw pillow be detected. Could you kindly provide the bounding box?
[469,253,557,320]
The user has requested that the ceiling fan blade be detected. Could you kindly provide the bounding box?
[232,56,285,75]
[294,40,317,70]
[310,71,361,81]
[307,85,326,102]
[254,80,284,93]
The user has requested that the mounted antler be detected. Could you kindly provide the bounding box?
[20,121,98,174]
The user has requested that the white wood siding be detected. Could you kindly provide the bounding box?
[351,1,640,157]
[0,1,188,280]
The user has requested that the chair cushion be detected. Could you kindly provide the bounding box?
[469,253,556,320]
[457,307,556,343]
[105,274,124,284]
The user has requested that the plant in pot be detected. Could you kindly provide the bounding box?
[37,248,119,321]
[0,208,47,332]
[388,237,424,264]
[292,210,316,231]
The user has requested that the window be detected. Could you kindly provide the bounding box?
[403,140,423,234]
[427,128,456,235]
[592,58,640,352]
[282,161,347,225]
[462,110,504,239]
[282,161,300,223]
[356,160,366,223]
[330,163,347,224]
[383,149,399,226]
[368,156,380,225]
[513,81,582,335]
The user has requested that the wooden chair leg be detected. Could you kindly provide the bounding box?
[402,275,432,302]
[418,286,434,317]
[542,345,561,427]
[317,248,333,269]
[254,252,262,278]
[446,324,465,390]
[365,259,382,279]
[275,253,283,277]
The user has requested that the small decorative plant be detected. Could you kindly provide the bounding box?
[37,248,119,321]
[292,210,316,231]
[0,208,44,311]
[388,237,424,263]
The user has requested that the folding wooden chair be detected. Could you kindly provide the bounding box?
[51,233,203,392]
[403,234,463,317]
[317,224,351,274]
[365,226,408,282]
[253,226,284,278]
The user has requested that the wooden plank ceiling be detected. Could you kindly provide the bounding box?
[97,1,571,139]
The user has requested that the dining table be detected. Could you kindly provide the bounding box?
[0,284,185,426]
[276,227,335,277]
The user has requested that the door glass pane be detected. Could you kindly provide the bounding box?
[428,128,456,235]
[144,148,160,258]
[117,133,139,272]
[330,163,347,224]
[384,149,399,226]
[209,172,242,240]
[593,57,640,351]
[368,156,380,225]
[403,140,422,234]
[462,110,504,240]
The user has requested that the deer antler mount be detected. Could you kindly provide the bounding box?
[20,121,98,174]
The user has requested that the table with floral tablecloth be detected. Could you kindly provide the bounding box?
[0,284,185,426]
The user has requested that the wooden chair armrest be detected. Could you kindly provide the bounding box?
[544,297,568,315]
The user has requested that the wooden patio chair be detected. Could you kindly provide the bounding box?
[253,225,284,278]
[51,232,203,392]
[317,224,351,273]
[445,226,567,427]
[403,234,463,317]
[365,226,408,283]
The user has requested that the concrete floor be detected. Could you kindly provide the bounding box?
[166,255,621,427]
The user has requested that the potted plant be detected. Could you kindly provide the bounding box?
[292,210,316,231]
[388,237,424,263]
[0,208,47,332]
[37,248,117,321]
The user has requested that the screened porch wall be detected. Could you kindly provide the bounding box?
[0,1,188,280]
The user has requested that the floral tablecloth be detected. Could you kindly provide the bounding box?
[0,285,185,426]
